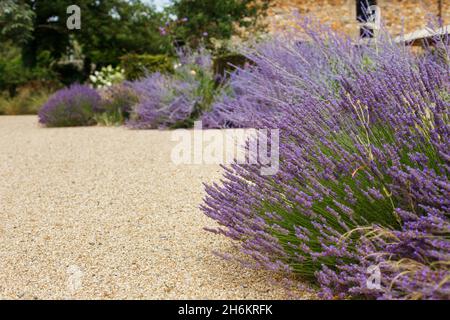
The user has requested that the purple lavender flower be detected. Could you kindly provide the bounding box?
[38,84,101,127]
[159,26,167,36]
[128,48,215,129]
[201,18,450,299]
[127,72,198,129]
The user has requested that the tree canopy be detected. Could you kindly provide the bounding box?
[171,0,271,48]
[17,0,171,67]
[0,0,35,45]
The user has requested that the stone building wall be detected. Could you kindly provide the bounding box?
[267,0,449,37]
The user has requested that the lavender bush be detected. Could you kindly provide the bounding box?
[128,72,197,128]
[128,48,217,129]
[201,35,339,128]
[201,20,450,299]
[38,84,102,127]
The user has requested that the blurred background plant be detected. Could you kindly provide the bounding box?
[94,85,139,126]
[168,0,270,50]
[89,65,125,89]
[120,54,174,81]
[127,48,218,129]
[0,0,34,46]
[38,84,102,127]
[0,86,53,115]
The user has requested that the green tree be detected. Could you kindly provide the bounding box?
[170,0,271,48]
[15,0,171,68]
[0,41,56,96]
[21,0,72,67]
[76,0,172,67]
[0,0,35,45]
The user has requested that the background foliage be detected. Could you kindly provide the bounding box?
[170,0,271,49]
[0,0,269,105]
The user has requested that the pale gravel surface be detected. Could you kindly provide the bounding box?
[0,116,297,300]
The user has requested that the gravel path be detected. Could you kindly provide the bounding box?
[0,116,293,299]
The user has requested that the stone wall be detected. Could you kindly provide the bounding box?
[267,0,449,37]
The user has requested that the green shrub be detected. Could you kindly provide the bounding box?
[0,44,58,96]
[0,86,54,115]
[213,53,249,79]
[53,62,86,86]
[120,54,173,80]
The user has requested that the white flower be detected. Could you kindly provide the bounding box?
[89,65,125,88]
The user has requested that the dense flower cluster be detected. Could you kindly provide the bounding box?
[38,84,102,127]
[201,32,347,128]
[201,20,450,299]
[89,65,125,89]
[317,209,450,299]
